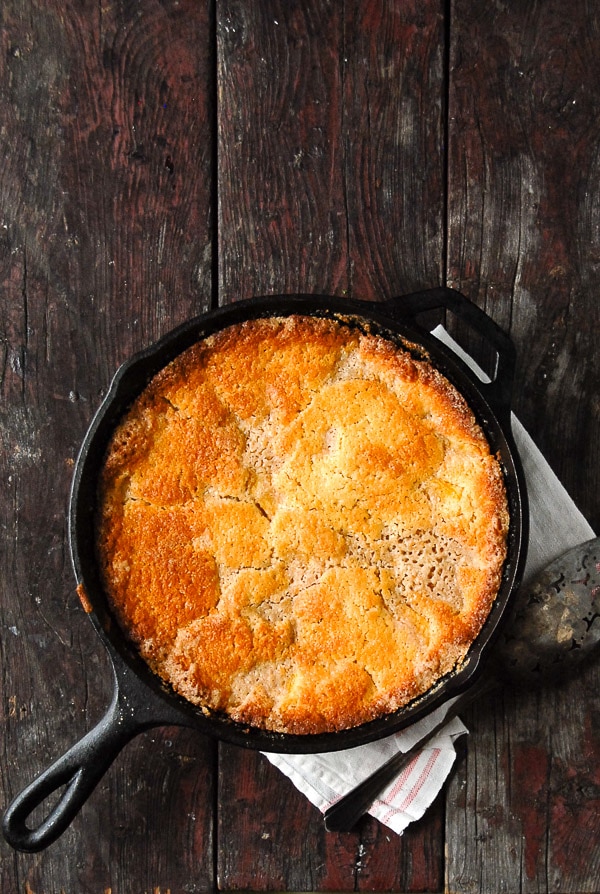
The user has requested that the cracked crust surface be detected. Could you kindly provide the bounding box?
[96,315,509,734]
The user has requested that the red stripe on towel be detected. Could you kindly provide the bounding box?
[379,747,442,825]
[386,753,420,801]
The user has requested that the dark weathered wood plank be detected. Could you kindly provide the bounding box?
[446,0,600,529]
[445,1,600,891]
[217,746,360,892]
[217,0,349,301]
[0,1,216,891]
[343,0,446,300]
[218,744,446,892]
[216,1,447,890]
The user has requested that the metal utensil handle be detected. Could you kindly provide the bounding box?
[323,712,454,833]
[383,287,516,420]
[323,677,496,833]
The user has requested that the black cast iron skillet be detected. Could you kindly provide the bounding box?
[2,287,528,852]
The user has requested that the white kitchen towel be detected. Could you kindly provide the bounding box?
[263,325,595,835]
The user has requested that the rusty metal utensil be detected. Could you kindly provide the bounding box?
[324,536,600,833]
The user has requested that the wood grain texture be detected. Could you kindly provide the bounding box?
[217,0,349,300]
[446,0,600,530]
[343,0,446,300]
[217,746,445,892]
[445,1,600,891]
[1,1,216,891]
[217,0,445,304]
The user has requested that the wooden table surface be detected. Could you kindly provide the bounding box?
[1,2,599,891]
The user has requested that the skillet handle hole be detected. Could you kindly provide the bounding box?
[2,765,91,853]
[443,309,499,385]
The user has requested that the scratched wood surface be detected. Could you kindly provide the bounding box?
[1,1,598,893]
[0,2,217,892]
[444,3,600,891]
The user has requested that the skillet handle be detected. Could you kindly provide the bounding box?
[1,642,189,854]
[383,287,516,419]
[1,677,143,852]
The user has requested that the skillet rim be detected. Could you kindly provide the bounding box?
[69,292,528,754]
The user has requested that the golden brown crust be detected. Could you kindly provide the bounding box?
[96,315,509,734]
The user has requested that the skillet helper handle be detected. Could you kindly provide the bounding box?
[384,287,516,420]
[2,684,140,852]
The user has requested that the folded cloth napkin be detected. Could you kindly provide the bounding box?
[263,325,595,836]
